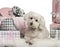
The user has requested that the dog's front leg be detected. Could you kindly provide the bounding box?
[25,36,33,45]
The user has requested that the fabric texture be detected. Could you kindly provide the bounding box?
[50,23,60,39]
[0,18,18,31]
[0,8,12,17]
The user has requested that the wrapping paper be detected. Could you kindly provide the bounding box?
[50,23,60,40]
[52,0,60,23]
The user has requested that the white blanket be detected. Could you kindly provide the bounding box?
[0,39,60,47]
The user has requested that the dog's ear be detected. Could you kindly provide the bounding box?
[24,11,32,21]
[38,15,45,30]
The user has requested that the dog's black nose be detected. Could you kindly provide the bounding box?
[30,23,33,25]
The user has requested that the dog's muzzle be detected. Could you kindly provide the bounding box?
[30,22,33,25]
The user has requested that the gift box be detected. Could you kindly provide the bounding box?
[0,6,25,17]
[0,7,12,17]
[0,31,20,40]
[0,17,28,38]
[50,23,60,40]
[50,0,60,39]
[0,6,26,38]
[52,0,60,24]
[0,18,18,31]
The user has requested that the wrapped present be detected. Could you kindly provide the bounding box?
[0,31,20,40]
[0,18,18,31]
[0,7,12,17]
[13,17,28,38]
[50,0,60,40]
[52,0,60,24]
[0,17,28,38]
[0,6,25,17]
[50,23,60,40]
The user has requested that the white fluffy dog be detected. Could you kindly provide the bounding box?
[24,11,49,45]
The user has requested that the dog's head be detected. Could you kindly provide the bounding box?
[24,11,45,30]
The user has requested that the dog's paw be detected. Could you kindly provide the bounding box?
[29,42,33,45]
[25,41,33,45]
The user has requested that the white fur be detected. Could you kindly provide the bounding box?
[0,39,60,47]
[24,11,49,44]
[0,39,29,47]
[30,39,58,47]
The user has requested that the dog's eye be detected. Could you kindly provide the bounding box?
[35,19,38,22]
[30,17,33,19]
[23,12,25,14]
